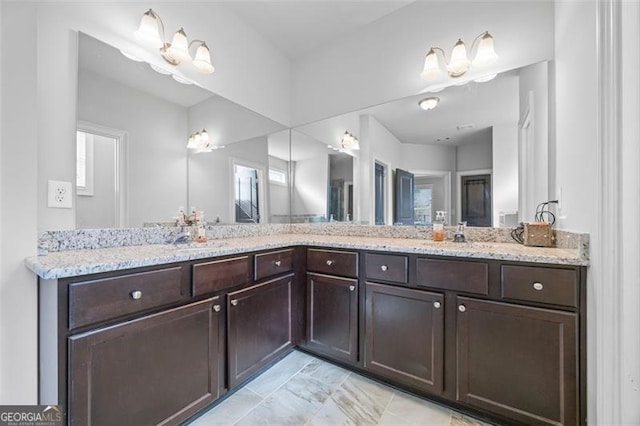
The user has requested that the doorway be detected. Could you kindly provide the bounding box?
[76,122,126,229]
[458,171,492,227]
[233,164,261,223]
[374,162,386,225]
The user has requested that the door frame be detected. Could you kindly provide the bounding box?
[76,121,128,228]
[410,170,452,225]
[229,157,267,224]
[456,169,493,225]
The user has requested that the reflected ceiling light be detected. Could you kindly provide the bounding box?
[134,9,215,74]
[421,31,498,80]
[341,131,360,150]
[187,129,211,150]
[418,97,440,111]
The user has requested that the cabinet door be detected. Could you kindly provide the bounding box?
[68,297,223,426]
[306,273,358,363]
[227,274,293,388]
[365,283,444,394]
[456,297,577,425]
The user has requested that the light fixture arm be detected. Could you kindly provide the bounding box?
[468,30,489,59]
[427,47,449,64]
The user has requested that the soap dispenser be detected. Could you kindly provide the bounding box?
[433,211,446,241]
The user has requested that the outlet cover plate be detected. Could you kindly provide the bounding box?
[47,180,73,209]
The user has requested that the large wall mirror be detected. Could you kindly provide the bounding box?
[76,33,288,229]
[292,61,550,227]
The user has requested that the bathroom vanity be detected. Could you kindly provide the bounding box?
[29,232,587,425]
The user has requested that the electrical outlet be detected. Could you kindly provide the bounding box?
[48,180,73,209]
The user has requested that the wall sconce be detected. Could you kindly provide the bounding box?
[420,31,498,80]
[341,131,360,150]
[418,97,440,111]
[135,9,215,74]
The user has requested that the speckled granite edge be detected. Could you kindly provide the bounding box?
[25,234,589,280]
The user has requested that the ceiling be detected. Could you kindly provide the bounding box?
[223,1,414,59]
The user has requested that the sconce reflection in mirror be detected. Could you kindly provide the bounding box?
[418,96,440,111]
[135,8,215,74]
[421,31,498,80]
[187,129,225,153]
[341,131,360,150]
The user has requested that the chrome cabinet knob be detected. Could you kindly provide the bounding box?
[274,260,282,267]
[380,265,388,271]
[433,301,441,309]
[349,285,356,292]
[533,282,544,291]
[130,290,142,300]
[458,305,466,312]
[213,305,221,312]
[326,260,334,266]
[230,299,238,306]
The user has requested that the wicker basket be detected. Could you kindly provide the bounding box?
[523,222,553,247]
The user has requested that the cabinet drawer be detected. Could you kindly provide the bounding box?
[193,256,250,297]
[501,265,578,308]
[69,266,185,330]
[307,249,358,278]
[416,258,488,295]
[365,253,408,284]
[255,249,294,281]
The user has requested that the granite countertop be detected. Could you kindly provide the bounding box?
[25,234,588,280]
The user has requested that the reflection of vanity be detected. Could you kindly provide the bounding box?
[31,230,587,425]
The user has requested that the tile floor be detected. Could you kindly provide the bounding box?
[187,350,492,426]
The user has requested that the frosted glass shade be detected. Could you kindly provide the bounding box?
[166,28,192,63]
[192,43,215,74]
[420,49,441,80]
[447,39,470,77]
[134,10,163,48]
[418,97,440,111]
[472,32,499,67]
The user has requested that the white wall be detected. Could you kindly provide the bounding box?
[268,155,290,222]
[492,123,519,226]
[291,1,554,125]
[291,156,329,218]
[1,1,39,404]
[76,134,117,229]
[456,137,493,172]
[554,1,599,423]
[78,70,188,228]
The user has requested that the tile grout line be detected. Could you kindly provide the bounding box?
[233,353,315,426]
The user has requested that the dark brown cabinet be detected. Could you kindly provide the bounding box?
[68,297,223,426]
[365,282,444,394]
[227,274,293,388]
[306,272,358,362]
[456,296,578,425]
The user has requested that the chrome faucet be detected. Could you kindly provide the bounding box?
[454,222,467,243]
[170,231,192,245]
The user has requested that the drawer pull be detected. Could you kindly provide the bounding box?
[274,260,282,267]
[380,265,388,272]
[349,285,356,292]
[326,260,335,266]
[230,299,238,306]
[533,282,544,291]
[458,304,466,313]
[433,301,441,309]
[213,304,221,312]
[130,290,142,300]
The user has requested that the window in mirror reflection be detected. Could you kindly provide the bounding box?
[414,183,433,224]
[269,168,287,186]
[234,164,261,223]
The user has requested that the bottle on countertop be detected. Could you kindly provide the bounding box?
[433,211,446,242]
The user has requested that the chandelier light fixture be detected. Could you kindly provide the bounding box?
[418,97,440,111]
[420,31,498,80]
[341,131,360,150]
[135,9,215,74]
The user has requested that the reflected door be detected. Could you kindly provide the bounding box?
[394,169,414,225]
[234,165,260,223]
[461,174,492,227]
